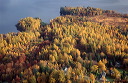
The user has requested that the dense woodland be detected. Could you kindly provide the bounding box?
[0,7,128,83]
[60,7,128,18]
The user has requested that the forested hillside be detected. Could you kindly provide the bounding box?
[0,7,128,83]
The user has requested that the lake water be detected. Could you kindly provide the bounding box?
[0,0,128,34]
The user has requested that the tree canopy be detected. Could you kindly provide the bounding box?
[0,7,128,83]
[16,17,41,32]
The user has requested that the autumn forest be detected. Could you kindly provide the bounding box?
[0,7,128,83]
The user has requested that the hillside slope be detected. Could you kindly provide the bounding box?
[0,7,128,83]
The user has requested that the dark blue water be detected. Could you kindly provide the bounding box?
[0,0,128,34]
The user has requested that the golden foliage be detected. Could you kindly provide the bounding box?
[16,17,41,32]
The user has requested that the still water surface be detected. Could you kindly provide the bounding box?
[0,0,128,34]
